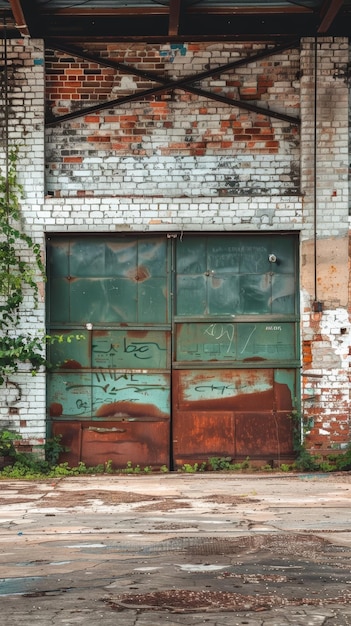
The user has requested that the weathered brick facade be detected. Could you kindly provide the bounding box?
[0,37,350,459]
[45,42,300,198]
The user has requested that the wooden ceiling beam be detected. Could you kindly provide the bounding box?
[40,8,169,17]
[318,0,344,32]
[169,0,182,37]
[8,0,30,36]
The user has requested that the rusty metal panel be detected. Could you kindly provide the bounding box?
[235,412,294,458]
[92,372,170,419]
[81,421,169,468]
[172,368,295,465]
[175,322,296,362]
[172,411,234,463]
[174,369,274,411]
[52,420,169,469]
[52,421,81,466]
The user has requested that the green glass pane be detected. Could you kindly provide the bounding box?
[271,274,296,314]
[70,239,106,277]
[176,275,207,315]
[207,237,240,273]
[139,239,167,276]
[239,239,271,274]
[92,330,169,369]
[176,238,207,274]
[47,240,69,277]
[138,278,168,323]
[239,274,271,314]
[105,239,137,277]
[208,274,240,315]
[268,237,296,274]
[70,278,137,323]
[49,278,70,322]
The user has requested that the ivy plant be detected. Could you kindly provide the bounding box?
[0,148,84,385]
[0,147,48,383]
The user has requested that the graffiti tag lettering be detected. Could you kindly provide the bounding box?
[204,323,235,353]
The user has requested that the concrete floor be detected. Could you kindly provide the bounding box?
[1,472,351,625]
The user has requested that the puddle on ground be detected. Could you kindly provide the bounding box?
[177,564,227,572]
[0,577,43,596]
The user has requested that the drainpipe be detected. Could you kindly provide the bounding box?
[313,37,322,313]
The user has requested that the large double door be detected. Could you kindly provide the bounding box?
[47,233,299,468]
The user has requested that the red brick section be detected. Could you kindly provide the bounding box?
[45,43,299,157]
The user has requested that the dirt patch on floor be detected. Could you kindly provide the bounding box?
[35,490,162,508]
[205,494,256,505]
[135,499,192,512]
[182,533,327,558]
[105,589,280,612]
[105,588,351,613]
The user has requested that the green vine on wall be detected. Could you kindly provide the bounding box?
[0,147,47,384]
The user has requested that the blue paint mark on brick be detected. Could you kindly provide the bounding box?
[34,59,44,66]
[170,44,187,56]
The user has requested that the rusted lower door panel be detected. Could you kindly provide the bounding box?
[173,412,234,466]
[235,413,293,459]
[52,420,169,468]
[172,369,294,466]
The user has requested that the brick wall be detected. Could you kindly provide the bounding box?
[45,42,300,198]
[0,39,46,444]
[0,37,350,458]
[300,38,350,454]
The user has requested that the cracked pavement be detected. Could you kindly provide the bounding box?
[1,472,351,625]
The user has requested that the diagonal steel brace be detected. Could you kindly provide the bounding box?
[45,39,300,127]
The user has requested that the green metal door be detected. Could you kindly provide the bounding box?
[47,233,299,468]
[47,236,171,468]
[172,235,299,467]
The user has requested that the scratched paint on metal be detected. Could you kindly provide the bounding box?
[176,322,295,362]
[48,372,92,418]
[92,330,170,369]
[175,369,274,410]
[173,369,294,464]
[48,372,170,420]
[274,369,296,410]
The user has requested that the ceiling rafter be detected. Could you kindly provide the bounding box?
[7,0,29,37]
[2,1,350,41]
[318,0,345,32]
[168,0,182,36]
[45,40,300,127]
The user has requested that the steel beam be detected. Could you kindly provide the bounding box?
[45,40,300,127]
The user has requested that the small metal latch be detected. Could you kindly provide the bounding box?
[88,427,126,433]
